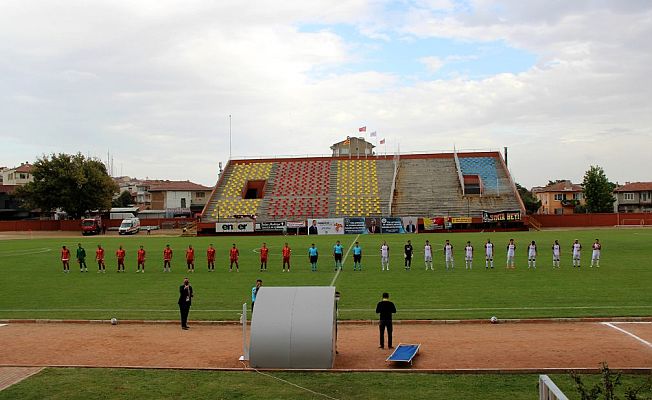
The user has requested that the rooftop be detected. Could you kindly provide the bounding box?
[614,182,652,192]
[148,180,213,192]
[533,180,583,193]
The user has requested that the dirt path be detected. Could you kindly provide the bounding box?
[0,322,650,371]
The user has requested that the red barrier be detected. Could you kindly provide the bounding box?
[533,213,652,228]
[0,218,193,232]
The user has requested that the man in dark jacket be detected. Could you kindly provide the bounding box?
[375,292,397,349]
[178,277,193,330]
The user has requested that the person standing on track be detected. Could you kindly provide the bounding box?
[572,239,582,268]
[376,292,397,349]
[404,240,413,270]
[444,240,454,271]
[116,245,126,272]
[591,239,601,268]
[424,240,433,270]
[96,244,106,273]
[552,240,561,268]
[352,241,362,271]
[465,241,473,270]
[207,244,216,272]
[282,242,292,272]
[186,245,195,273]
[527,240,537,269]
[61,245,71,273]
[137,245,146,273]
[506,239,516,269]
[485,239,494,269]
[178,277,193,330]
[76,243,87,272]
[333,240,344,271]
[259,243,269,272]
[380,241,390,271]
[229,243,240,272]
[163,244,173,272]
[308,243,319,272]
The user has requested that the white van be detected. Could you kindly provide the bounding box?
[118,218,140,235]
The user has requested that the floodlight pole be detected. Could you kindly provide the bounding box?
[229,115,232,160]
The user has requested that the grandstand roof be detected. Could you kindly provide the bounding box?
[614,182,652,192]
[533,180,582,193]
[148,180,212,192]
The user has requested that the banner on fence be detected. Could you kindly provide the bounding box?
[381,217,405,234]
[482,210,522,223]
[307,218,344,235]
[451,217,472,224]
[366,217,381,234]
[401,217,418,233]
[255,221,286,232]
[286,221,305,228]
[422,217,445,230]
[344,217,366,234]
[216,221,255,233]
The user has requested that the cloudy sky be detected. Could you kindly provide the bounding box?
[1,0,651,188]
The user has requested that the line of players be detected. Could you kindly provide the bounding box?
[58,238,602,273]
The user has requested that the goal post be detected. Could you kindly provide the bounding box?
[539,375,569,400]
[238,302,249,361]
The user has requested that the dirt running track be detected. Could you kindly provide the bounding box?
[0,322,650,371]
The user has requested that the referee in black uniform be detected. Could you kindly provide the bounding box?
[376,292,396,349]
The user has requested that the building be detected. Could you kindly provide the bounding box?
[148,181,213,217]
[1,163,33,186]
[613,182,652,213]
[330,137,374,157]
[533,180,585,215]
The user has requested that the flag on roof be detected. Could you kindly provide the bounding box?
[370,131,377,137]
[379,138,385,144]
[343,137,351,145]
[358,126,366,132]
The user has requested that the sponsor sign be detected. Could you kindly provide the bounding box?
[215,221,255,233]
[366,217,381,234]
[255,221,286,232]
[422,217,445,230]
[482,210,522,223]
[451,217,472,224]
[381,217,405,234]
[307,218,344,235]
[344,217,366,234]
[401,217,418,233]
[286,221,306,228]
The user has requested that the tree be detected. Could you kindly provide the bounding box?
[112,190,133,208]
[515,183,541,214]
[16,153,118,218]
[582,166,616,213]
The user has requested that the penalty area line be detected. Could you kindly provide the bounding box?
[601,322,652,349]
[330,234,360,287]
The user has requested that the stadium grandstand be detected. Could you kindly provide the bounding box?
[200,140,525,233]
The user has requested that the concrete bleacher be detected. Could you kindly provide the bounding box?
[458,157,499,193]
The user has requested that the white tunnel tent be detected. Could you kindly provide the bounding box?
[248,286,337,369]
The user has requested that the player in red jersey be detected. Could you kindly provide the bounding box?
[282,242,291,272]
[137,245,146,273]
[163,244,173,272]
[206,244,216,272]
[96,244,106,273]
[186,245,195,273]
[61,245,71,273]
[260,242,269,272]
[116,245,126,272]
[229,243,239,272]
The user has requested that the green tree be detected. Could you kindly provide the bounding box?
[16,153,118,218]
[582,166,616,213]
[112,190,133,208]
[515,183,541,214]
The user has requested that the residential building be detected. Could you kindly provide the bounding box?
[613,182,652,213]
[2,163,33,186]
[148,181,213,216]
[532,180,585,215]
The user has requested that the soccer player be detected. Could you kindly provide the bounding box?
[96,244,106,273]
[116,245,126,272]
[308,243,319,272]
[572,239,582,268]
[444,240,454,271]
[527,240,537,269]
[163,244,173,272]
[485,239,494,269]
[260,243,269,271]
[404,240,413,270]
[424,240,433,270]
[282,242,291,272]
[380,241,390,271]
[137,245,146,273]
[591,239,601,268]
[229,244,240,272]
[552,240,561,268]
[76,243,88,272]
[464,241,473,270]
[506,239,516,269]
[352,241,362,271]
[61,245,71,273]
[333,240,344,271]
[207,244,216,272]
[186,245,195,273]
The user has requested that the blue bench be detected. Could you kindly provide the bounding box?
[386,343,420,365]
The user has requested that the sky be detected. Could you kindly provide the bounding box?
[1,0,651,189]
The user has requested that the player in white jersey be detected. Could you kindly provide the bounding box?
[424,240,433,270]
[527,240,537,269]
[506,239,516,269]
[552,240,561,268]
[572,239,582,267]
[444,240,454,271]
[380,241,390,271]
[485,239,494,269]
[464,241,473,270]
[591,239,601,268]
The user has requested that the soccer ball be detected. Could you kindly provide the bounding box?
[490,316,498,324]
[110,318,118,325]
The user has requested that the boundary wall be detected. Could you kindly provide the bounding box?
[531,213,652,228]
[0,218,193,232]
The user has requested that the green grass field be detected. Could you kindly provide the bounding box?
[0,368,649,400]
[1,228,651,321]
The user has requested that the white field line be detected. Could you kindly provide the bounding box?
[0,324,7,327]
[329,234,360,286]
[611,321,652,324]
[0,248,52,256]
[602,322,652,349]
